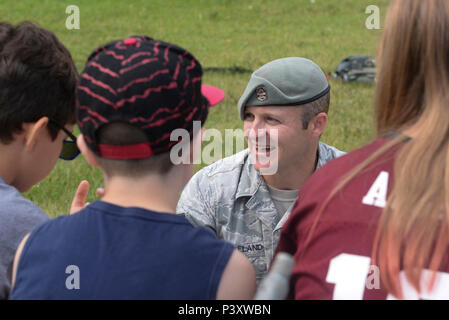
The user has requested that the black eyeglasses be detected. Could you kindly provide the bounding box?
[49,119,80,161]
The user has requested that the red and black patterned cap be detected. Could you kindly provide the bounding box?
[76,36,225,159]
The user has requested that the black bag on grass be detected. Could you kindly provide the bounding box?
[332,55,376,83]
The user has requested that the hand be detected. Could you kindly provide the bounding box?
[70,180,90,215]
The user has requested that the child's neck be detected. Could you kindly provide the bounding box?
[100,169,187,214]
[0,141,23,189]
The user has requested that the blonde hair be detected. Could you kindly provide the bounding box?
[303,0,449,299]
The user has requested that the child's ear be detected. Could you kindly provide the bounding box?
[23,117,49,152]
[77,134,100,167]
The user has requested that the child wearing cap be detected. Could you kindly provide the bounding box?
[0,21,79,300]
[10,36,256,299]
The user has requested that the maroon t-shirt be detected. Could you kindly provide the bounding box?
[277,135,449,300]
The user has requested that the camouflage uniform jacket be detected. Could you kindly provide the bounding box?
[176,142,345,282]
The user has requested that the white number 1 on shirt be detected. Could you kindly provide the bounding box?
[326,253,449,299]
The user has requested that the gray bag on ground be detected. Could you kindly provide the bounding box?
[332,55,376,83]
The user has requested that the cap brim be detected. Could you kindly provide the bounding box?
[202,84,225,106]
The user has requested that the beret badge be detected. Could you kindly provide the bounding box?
[255,86,267,102]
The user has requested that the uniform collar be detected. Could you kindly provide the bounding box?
[236,142,328,199]
[235,149,264,199]
[316,141,328,170]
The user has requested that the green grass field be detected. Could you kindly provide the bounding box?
[1,0,390,217]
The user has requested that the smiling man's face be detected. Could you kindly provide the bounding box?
[243,105,315,175]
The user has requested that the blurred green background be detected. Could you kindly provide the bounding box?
[1,0,390,216]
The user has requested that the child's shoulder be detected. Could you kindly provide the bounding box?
[0,180,49,232]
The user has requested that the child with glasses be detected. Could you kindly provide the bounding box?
[0,21,79,299]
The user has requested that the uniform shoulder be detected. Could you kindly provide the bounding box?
[205,149,250,177]
[319,141,346,158]
[194,149,250,179]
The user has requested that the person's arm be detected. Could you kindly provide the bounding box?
[11,233,30,289]
[216,249,257,300]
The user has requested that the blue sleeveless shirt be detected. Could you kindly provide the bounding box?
[11,201,234,299]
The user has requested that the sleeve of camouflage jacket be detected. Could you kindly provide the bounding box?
[176,168,217,234]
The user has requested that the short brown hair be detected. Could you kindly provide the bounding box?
[0,21,78,144]
[94,122,174,177]
[301,91,330,129]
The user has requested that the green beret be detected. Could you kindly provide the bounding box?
[237,57,330,120]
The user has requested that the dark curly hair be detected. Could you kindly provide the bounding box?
[0,21,78,144]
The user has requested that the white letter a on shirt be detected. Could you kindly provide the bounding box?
[362,171,389,208]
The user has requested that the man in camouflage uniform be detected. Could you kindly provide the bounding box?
[177,57,345,282]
